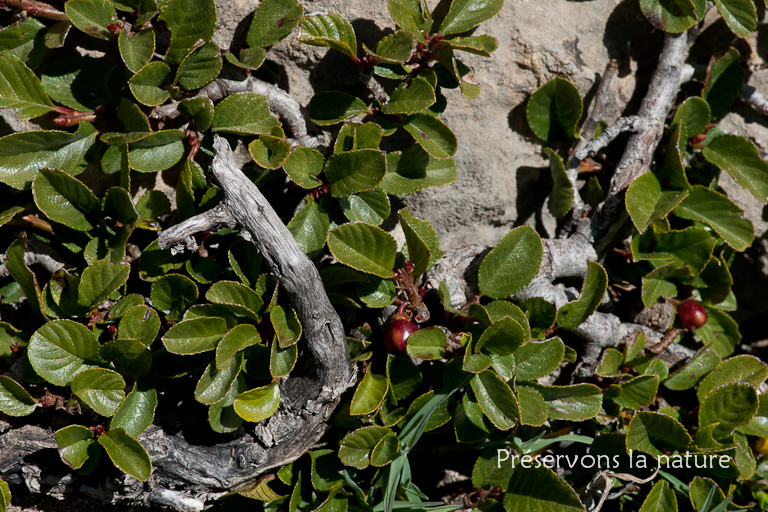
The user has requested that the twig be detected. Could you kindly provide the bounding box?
[360,71,389,103]
[571,116,647,162]
[1,0,69,21]
[591,32,688,251]
[741,84,768,117]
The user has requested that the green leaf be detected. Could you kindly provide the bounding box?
[399,208,440,276]
[328,222,397,278]
[65,0,117,39]
[631,226,716,277]
[443,35,498,56]
[478,225,543,299]
[370,433,400,467]
[175,42,222,90]
[639,480,677,512]
[100,339,152,375]
[55,425,97,470]
[0,122,97,190]
[673,185,754,251]
[526,77,583,142]
[248,137,291,170]
[641,262,689,308]
[0,206,22,227]
[128,130,185,172]
[516,385,548,427]
[611,374,659,409]
[702,48,744,119]
[110,382,157,438]
[234,382,280,423]
[216,324,261,369]
[269,338,297,377]
[287,199,330,258]
[71,368,126,417]
[211,92,279,135]
[33,168,98,231]
[696,355,768,401]
[557,261,608,329]
[162,316,227,355]
[0,376,36,416]
[271,304,302,348]
[177,98,213,131]
[159,0,216,64]
[150,274,198,321]
[129,61,171,106]
[209,374,246,433]
[339,426,391,469]
[28,320,100,386]
[639,0,705,33]
[503,466,585,512]
[515,337,565,381]
[387,0,432,33]
[43,56,115,112]
[543,148,574,218]
[0,18,47,70]
[714,0,757,37]
[470,370,519,430]
[455,392,494,442]
[381,145,457,195]
[663,344,721,391]
[406,328,447,360]
[118,29,155,73]
[703,135,768,202]
[534,383,602,421]
[699,382,759,440]
[350,366,388,415]
[325,149,386,197]
[403,113,457,159]
[439,0,504,35]
[627,171,689,234]
[195,353,244,405]
[0,52,54,121]
[382,77,435,115]
[206,280,264,320]
[283,147,324,188]
[78,260,131,309]
[308,91,368,126]
[596,348,624,377]
[247,0,303,47]
[626,411,691,457]
[689,477,727,511]
[673,97,710,137]
[339,189,390,226]
[363,31,415,63]
[4,236,42,317]
[98,428,152,481]
[299,13,357,59]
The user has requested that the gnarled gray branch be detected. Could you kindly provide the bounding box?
[741,84,768,118]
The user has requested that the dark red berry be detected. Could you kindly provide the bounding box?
[383,315,419,354]
[677,299,708,331]
[89,425,105,437]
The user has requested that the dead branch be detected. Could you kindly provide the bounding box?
[741,84,768,117]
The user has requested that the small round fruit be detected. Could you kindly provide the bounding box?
[383,316,419,354]
[677,299,708,331]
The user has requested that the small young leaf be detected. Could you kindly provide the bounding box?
[71,368,126,417]
[299,13,357,59]
[209,374,246,433]
[543,148,574,218]
[399,208,440,276]
[478,225,543,299]
[641,262,689,308]
[55,425,97,470]
[271,304,302,348]
[672,97,710,137]
[98,428,152,481]
[381,77,435,115]
[234,382,280,423]
[328,222,397,278]
[283,147,325,188]
[339,426,391,469]
[287,199,330,258]
[178,97,214,131]
[248,138,291,170]
[363,31,415,63]
[557,261,607,329]
[195,353,244,405]
[339,189,390,225]
[443,35,498,56]
[526,77,583,142]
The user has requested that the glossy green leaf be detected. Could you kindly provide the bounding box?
[641,262,689,308]
[387,0,432,33]
[211,92,279,135]
[398,208,440,277]
[516,385,548,427]
[405,328,446,360]
[697,355,768,401]
[0,376,36,416]
[100,338,152,375]
[631,226,716,278]
[673,97,710,137]
[0,122,97,190]
[688,477,727,511]
[403,113,457,159]
[78,260,130,309]
[704,135,768,202]
[714,0,757,37]
[515,337,565,381]
[129,61,171,106]
[381,145,457,195]
[98,428,152,481]
[382,77,435,115]
[308,91,368,126]
[702,48,744,119]
[196,353,244,405]
[159,0,216,64]
[71,368,126,417]
[150,274,197,321]
[269,337,297,377]
[328,222,397,278]
[339,426,391,469]
[28,320,99,386]
[270,304,302,348]
[699,383,759,440]
[535,383,602,421]
[639,0,705,33]
[639,480,677,512]
[325,149,386,197]
[234,382,280,423]
[287,199,330,258]
[55,425,97,470]
[673,185,754,251]
[596,348,624,378]
[299,13,357,59]
[470,370,519,430]
[443,35,498,56]
[225,46,267,70]
[0,18,47,70]
[110,382,157,438]
[478,225,543,299]
[5,236,42,317]
[526,77,583,142]
[520,297,557,340]
[557,261,607,329]
[626,411,691,457]
[503,466,585,512]
[128,130,185,172]
[216,324,261,369]
[339,189,390,226]
[162,316,227,354]
[350,367,388,415]
[363,31,415,63]
[439,0,504,35]
[664,344,721,391]
[627,170,689,234]
[206,280,263,320]
[283,147,324,188]
[248,137,291,170]
[175,42,222,90]
[611,374,659,409]
[0,53,54,120]
[209,374,246,433]
[33,168,98,231]
[247,0,303,48]
[543,148,573,218]
[65,0,117,40]
[118,29,155,73]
